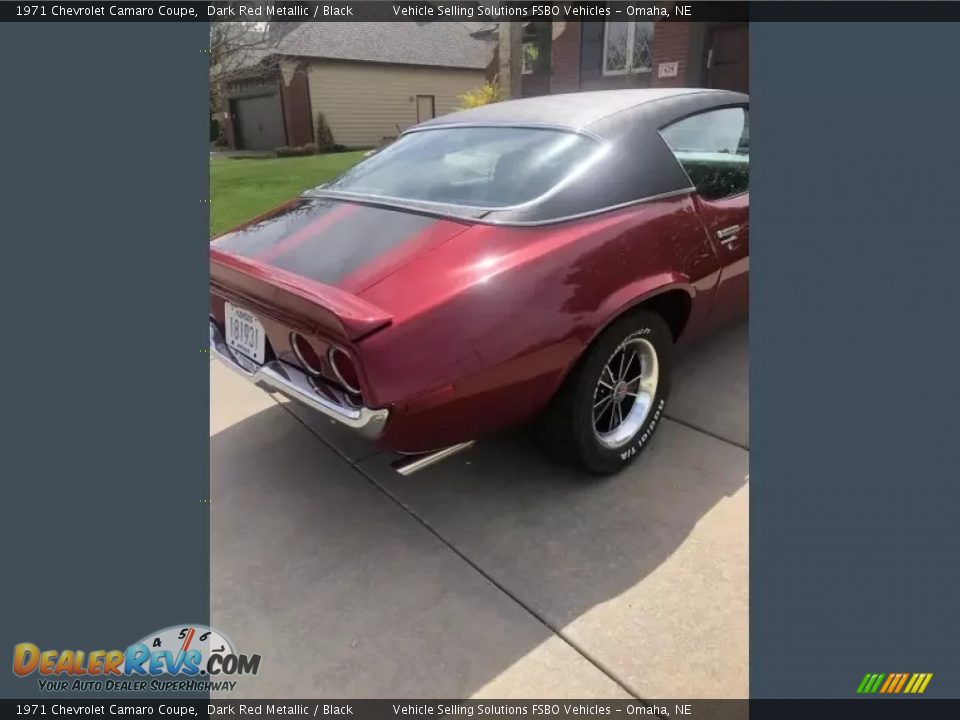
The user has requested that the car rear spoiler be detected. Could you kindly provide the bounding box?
[210,247,393,342]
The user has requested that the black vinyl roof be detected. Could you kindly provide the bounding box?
[412,88,749,139]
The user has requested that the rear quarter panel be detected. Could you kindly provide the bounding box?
[357,195,722,451]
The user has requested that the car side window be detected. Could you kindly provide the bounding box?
[660,107,749,200]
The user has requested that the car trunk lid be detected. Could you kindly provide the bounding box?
[210,248,393,342]
[211,197,472,296]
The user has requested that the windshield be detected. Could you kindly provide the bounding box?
[312,127,603,209]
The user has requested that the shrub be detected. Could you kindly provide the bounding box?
[457,80,502,110]
[315,112,335,152]
[274,145,319,157]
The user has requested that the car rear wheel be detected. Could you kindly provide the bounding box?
[542,310,673,475]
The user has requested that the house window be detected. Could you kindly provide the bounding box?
[602,22,654,75]
[522,42,538,75]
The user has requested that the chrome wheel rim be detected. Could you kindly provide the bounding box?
[592,337,659,449]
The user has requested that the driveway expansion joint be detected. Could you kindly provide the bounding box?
[271,394,644,700]
[663,415,749,451]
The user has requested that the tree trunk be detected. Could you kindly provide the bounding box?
[498,21,523,99]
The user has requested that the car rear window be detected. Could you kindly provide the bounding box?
[314,127,602,209]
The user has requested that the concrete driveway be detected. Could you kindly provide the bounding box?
[210,319,748,699]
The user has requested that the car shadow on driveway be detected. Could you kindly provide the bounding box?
[359,416,748,697]
[210,318,748,698]
[211,404,630,698]
[669,318,749,448]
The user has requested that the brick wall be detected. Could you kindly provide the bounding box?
[280,61,315,147]
[547,21,713,94]
[550,21,581,94]
[650,22,691,87]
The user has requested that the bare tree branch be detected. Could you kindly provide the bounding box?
[209,21,273,86]
[208,21,276,117]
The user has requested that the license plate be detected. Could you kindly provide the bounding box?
[225,302,265,364]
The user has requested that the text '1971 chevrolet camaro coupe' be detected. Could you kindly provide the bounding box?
[210,88,749,475]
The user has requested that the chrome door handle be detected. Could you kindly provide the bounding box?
[716,225,741,245]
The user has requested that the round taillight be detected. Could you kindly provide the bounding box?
[290,332,324,376]
[328,346,361,394]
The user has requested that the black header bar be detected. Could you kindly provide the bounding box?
[4,699,960,719]
[6,1,960,23]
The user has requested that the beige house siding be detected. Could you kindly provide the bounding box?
[304,60,485,148]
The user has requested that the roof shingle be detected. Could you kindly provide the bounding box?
[274,22,493,70]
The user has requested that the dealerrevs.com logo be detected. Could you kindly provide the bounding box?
[13,625,261,693]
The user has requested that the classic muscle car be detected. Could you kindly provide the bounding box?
[210,88,749,475]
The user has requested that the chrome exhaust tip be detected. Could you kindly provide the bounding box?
[391,441,476,476]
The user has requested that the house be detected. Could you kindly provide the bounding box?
[218,22,493,151]
[511,20,748,97]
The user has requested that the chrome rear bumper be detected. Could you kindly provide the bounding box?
[209,321,389,439]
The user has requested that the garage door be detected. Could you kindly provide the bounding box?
[233,93,285,152]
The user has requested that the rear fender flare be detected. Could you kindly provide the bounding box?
[586,273,696,347]
[547,274,695,396]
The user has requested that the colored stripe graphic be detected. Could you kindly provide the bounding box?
[255,203,359,263]
[857,673,885,693]
[858,672,933,694]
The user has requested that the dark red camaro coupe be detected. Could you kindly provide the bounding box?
[210,88,749,475]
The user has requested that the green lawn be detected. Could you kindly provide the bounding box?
[210,152,366,237]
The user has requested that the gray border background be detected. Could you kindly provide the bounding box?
[752,22,959,697]
[0,22,210,698]
[1,17,959,702]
